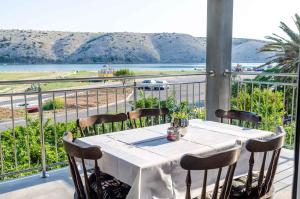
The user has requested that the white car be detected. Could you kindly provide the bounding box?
[138,80,156,90]
[154,80,169,90]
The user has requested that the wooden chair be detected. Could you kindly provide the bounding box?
[215,109,261,128]
[63,132,130,199]
[180,146,241,199]
[77,113,128,137]
[230,126,285,199]
[127,108,169,128]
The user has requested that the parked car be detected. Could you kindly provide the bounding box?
[153,80,169,90]
[18,103,30,107]
[138,80,156,90]
[26,106,39,113]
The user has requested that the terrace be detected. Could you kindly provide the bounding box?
[0,1,300,199]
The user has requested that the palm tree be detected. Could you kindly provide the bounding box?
[260,14,300,73]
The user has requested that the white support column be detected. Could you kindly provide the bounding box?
[206,0,233,121]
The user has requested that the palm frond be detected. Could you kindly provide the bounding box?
[259,14,300,73]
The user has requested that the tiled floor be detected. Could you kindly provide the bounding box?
[0,149,294,199]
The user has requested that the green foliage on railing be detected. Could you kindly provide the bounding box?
[0,118,78,180]
[232,88,284,131]
[231,87,295,148]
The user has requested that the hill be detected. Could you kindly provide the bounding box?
[0,29,272,64]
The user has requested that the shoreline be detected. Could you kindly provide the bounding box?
[0,63,263,73]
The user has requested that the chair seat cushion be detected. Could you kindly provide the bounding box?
[89,172,131,199]
[230,173,266,198]
[193,189,222,199]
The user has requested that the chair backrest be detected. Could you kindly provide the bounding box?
[77,113,128,137]
[127,108,169,128]
[180,146,241,199]
[63,132,104,199]
[215,109,261,128]
[243,126,285,197]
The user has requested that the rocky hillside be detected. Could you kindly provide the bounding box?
[0,29,272,64]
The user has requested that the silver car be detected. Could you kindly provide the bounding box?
[154,80,169,90]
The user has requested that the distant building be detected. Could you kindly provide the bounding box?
[98,64,114,77]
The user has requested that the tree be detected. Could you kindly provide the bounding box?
[113,69,134,85]
[259,14,300,73]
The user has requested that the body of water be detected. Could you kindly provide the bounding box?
[0,63,262,72]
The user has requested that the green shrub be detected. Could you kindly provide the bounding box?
[231,87,285,131]
[113,69,134,76]
[42,98,64,110]
[231,87,295,147]
[0,118,78,181]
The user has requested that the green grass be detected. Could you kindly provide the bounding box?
[0,72,68,80]
[66,70,97,77]
[40,81,90,91]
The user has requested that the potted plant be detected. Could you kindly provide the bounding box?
[171,111,189,136]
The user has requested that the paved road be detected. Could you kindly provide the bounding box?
[0,75,206,130]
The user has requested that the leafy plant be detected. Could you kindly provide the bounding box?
[231,87,285,131]
[172,111,188,120]
[42,98,64,110]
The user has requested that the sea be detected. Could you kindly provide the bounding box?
[0,63,262,72]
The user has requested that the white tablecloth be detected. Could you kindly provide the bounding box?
[77,119,273,199]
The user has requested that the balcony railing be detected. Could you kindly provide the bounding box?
[230,71,298,148]
[0,71,297,181]
[0,73,207,180]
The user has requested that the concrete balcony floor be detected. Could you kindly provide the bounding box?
[0,149,294,199]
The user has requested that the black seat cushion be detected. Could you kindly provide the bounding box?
[193,190,222,199]
[89,172,131,199]
[230,173,265,198]
[193,173,271,199]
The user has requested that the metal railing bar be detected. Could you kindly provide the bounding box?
[291,86,296,145]
[229,71,298,77]
[124,87,127,113]
[250,81,254,112]
[0,73,208,85]
[64,92,68,131]
[265,84,269,126]
[52,92,58,162]
[143,87,146,108]
[258,83,261,115]
[24,94,31,168]
[96,89,99,114]
[106,88,109,113]
[236,80,297,87]
[38,86,47,178]
[0,80,207,97]
[179,84,182,103]
[158,85,161,124]
[283,85,286,114]
[115,88,118,113]
[243,83,246,111]
[86,90,89,117]
[237,81,240,109]
[198,83,201,109]
[75,91,79,119]
[186,84,189,107]
[10,95,17,169]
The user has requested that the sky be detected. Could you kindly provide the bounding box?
[0,0,299,40]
